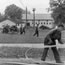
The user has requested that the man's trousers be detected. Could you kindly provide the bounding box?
[41,47,62,63]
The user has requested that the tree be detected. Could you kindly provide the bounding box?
[50,0,65,25]
[0,13,6,22]
[5,4,23,20]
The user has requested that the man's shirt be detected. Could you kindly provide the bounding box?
[44,29,61,45]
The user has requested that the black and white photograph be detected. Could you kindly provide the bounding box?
[0,0,65,65]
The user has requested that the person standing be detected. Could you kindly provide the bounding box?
[33,24,39,37]
[20,25,23,34]
[20,24,26,34]
[41,24,64,63]
[22,25,26,34]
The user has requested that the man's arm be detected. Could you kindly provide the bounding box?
[58,32,64,44]
[44,35,52,45]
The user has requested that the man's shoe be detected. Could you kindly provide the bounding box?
[41,59,45,61]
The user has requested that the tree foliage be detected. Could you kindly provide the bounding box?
[5,4,23,20]
[50,0,65,24]
[0,13,6,22]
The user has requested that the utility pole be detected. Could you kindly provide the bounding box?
[33,8,36,27]
[26,7,27,26]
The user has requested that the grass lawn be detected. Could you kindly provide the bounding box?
[0,28,65,64]
[0,63,20,65]
[0,46,65,61]
[0,28,64,64]
[0,28,65,43]
[0,63,21,65]
[0,29,50,43]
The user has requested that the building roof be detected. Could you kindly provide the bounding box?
[0,20,16,28]
[22,14,53,20]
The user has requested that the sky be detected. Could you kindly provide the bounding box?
[0,0,50,14]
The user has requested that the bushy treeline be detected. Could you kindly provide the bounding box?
[0,4,30,23]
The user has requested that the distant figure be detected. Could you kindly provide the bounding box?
[33,24,39,37]
[20,25,23,34]
[41,24,64,63]
[20,24,26,34]
[22,24,26,34]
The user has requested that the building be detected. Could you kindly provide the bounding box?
[0,14,54,29]
[0,19,24,29]
[22,14,54,28]
[0,19,16,28]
